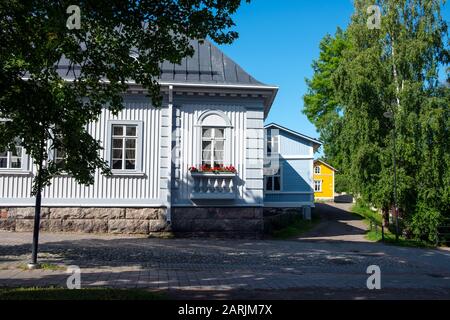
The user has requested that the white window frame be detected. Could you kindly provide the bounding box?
[107,120,144,175]
[266,131,279,156]
[201,127,226,168]
[314,166,321,174]
[314,179,322,192]
[47,130,67,172]
[0,120,29,174]
[265,164,283,193]
[196,110,232,168]
[53,146,66,168]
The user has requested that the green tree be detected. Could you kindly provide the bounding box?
[0,0,248,266]
[304,0,449,242]
[304,28,348,169]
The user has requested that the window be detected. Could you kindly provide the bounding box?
[314,166,321,174]
[50,131,66,170]
[202,127,225,168]
[111,124,138,170]
[0,138,24,169]
[265,167,281,192]
[266,133,279,156]
[314,180,322,192]
[54,146,66,169]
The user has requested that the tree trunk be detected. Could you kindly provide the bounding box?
[382,206,390,228]
[30,138,45,266]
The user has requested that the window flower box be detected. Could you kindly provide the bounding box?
[189,165,237,174]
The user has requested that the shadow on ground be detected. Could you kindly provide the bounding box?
[297,203,368,242]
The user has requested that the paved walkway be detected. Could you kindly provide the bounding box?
[298,202,369,242]
[1,227,450,299]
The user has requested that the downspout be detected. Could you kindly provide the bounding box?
[166,85,174,224]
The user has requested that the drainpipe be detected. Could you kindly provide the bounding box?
[166,85,174,224]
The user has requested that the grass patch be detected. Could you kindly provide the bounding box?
[351,202,382,225]
[351,202,433,248]
[271,214,320,239]
[0,287,166,300]
[366,229,432,248]
[18,263,66,271]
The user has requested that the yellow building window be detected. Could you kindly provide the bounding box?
[314,180,322,192]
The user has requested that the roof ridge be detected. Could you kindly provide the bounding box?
[265,122,322,145]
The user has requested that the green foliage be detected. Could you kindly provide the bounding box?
[352,201,382,225]
[304,0,449,243]
[410,203,442,243]
[366,229,432,248]
[0,0,248,194]
[334,173,351,193]
[352,201,433,247]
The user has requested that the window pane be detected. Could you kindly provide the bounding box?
[12,146,22,157]
[112,159,122,169]
[10,157,21,168]
[125,149,135,160]
[214,128,224,139]
[214,151,224,161]
[113,126,123,136]
[125,138,136,149]
[202,151,211,161]
[56,148,66,159]
[0,150,7,157]
[274,177,281,191]
[0,157,7,168]
[202,141,212,151]
[267,141,272,154]
[272,136,279,153]
[112,139,123,148]
[314,180,321,191]
[55,158,64,169]
[112,149,122,159]
[125,160,135,170]
[126,126,136,136]
[214,140,224,151]
[266,177,273,191]
[202,128,213,138]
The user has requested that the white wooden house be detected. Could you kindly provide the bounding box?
[0,40,320,237]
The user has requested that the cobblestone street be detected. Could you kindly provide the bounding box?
[1,229,449,299]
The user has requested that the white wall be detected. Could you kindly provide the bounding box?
[0,93,267,208]
[172,96,265,206]
[0,94,166,207]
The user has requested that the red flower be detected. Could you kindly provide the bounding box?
[189,164,237,174]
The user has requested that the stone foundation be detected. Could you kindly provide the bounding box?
[171,207,263,239]
[0,206,265,238]
[263,207,311,220]
[0,207,169,235]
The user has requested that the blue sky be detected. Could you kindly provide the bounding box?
[218,0,450,142]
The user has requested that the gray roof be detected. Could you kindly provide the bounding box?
[55,39,268,87]
[159,39,265,86]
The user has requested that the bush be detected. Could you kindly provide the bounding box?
[410,203,442,243]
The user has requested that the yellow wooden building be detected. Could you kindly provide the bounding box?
[313,160,337,201]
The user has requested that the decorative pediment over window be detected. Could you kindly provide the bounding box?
[197,110,232,128]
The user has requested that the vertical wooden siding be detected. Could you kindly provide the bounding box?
[0,95,164,206]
